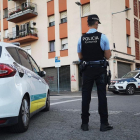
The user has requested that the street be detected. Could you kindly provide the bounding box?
[0,92,140,140]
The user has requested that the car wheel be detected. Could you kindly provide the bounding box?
[126,85,135,95]
[43,92,50,112]
[9,96,30,133]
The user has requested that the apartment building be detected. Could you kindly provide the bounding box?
[0,0,140,92]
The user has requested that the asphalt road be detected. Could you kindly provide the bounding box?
[0,92,140,140]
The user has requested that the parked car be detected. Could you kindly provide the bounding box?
[108,70,140,95]
[0,42,50,133]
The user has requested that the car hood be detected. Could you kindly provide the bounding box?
[112,78,137,82]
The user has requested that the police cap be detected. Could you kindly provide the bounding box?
[87,14,101,24]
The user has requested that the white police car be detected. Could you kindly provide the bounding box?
[108,70,140,95]
[0,42,50,133]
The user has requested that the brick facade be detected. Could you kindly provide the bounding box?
[134,18,139,39]
[134,0,138,17]
[135,40,140,60]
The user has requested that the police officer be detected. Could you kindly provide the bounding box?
[77,14,113,132]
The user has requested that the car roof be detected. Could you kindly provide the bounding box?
[0,42,21,49]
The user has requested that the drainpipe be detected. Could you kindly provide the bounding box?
[1,0,4,42]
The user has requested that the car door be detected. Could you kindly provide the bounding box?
[28,55,47,110]
[17,49,39,113]
[135,74,140,89]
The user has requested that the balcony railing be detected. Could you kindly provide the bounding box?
[7,27,38,42]
[7,2,38,23]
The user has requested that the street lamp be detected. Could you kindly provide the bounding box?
[112,8,131,15]
[75,1,82,36]
[112,7,131,78]
[112,7,131,49]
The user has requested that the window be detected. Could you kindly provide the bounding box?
[48,15,55,27]
[4,30,8,39]
[3,8,8,18]
[21,2,27,10]
[60,11,67,23]
[22,46,31,55]
[6,47,21,64]
[126,35,130,47]
[19,24,26,37]
[18,49,32,71]
[0,46,2,58]
[49,41,55,52]
[82,3,90,17]
[28,55,40,74]
[61,38,68,50]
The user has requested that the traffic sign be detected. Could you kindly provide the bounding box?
[55,56,61,67]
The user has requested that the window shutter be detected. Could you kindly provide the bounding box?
[82,3,90,17]
[60,11,67,19]
[49,15,55,22]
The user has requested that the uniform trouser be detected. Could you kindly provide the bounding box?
[81,65,108,124]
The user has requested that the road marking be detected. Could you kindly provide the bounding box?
[52,109,122,115]
[134,113,140,116]
[50,96,114,106]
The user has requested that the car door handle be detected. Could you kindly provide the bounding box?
[27,73,32,78]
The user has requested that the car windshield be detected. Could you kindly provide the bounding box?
[122,72,138,78]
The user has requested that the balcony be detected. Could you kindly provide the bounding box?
[7,2,38,23]
[7,27,38,44]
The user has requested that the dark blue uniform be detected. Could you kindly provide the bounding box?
[81,31,108,125]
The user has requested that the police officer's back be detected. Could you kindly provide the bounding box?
[77,14,113,132]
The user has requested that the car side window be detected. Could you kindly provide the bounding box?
[28,55,40,74]
[17,49,32,71]
[6,47,21,64]
[136,74,140,78]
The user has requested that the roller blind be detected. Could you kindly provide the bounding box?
[118,62,131,78]
[48,15,55,22]
[82,3,90,17]
[60,11,67,19]
[62,38,68,44]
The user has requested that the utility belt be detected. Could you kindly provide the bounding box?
[79,60,111,85]
[83,60,108,67]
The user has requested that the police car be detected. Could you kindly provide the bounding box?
[0,42,50,133]
[108,70,140,95]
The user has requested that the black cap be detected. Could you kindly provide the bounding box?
[87,14,101,24]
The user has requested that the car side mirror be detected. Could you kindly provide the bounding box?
[139,76,140,79]
[39,71,46,77]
